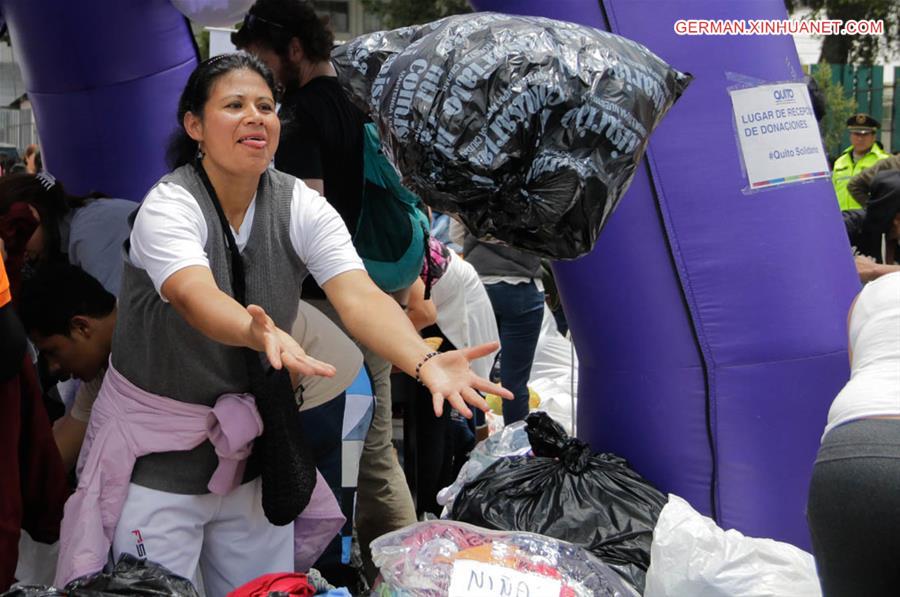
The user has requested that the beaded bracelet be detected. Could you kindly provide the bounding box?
[415,351,439,384]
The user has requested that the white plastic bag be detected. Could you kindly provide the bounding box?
[531,305,579,435]
[436,420,531,517]
[644,495,821,597]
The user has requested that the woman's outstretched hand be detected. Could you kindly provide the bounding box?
[247,304,336,378]
[417,341,512,418]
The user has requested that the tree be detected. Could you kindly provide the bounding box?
[810,62,857,160]
[191,23,210,61]
[361,0,472,30]
[785,0,899,65]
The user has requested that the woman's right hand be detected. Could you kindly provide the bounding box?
[246,304,336,378]
[418,341,511,418]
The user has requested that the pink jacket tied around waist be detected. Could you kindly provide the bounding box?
[55,361,345,587]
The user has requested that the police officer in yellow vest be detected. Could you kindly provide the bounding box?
[833,113,889,211]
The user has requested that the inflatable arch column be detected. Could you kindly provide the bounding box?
[0,0,198,201]
[472,0,860,549]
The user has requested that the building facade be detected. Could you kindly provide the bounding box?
[316,0,383,41]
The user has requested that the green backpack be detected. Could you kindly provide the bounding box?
[355,122,430,293]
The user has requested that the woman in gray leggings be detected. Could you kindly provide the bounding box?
[807,272,900,596]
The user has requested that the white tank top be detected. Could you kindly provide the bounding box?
[824,272,900,438]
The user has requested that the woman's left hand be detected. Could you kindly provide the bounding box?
[417,341,513,418]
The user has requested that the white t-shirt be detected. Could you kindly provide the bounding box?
[128,179,364,298]
[824,272,900,438]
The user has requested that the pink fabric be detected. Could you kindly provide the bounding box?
[420,236,451,283]
[55,362,263,587]
[293,469,345,572]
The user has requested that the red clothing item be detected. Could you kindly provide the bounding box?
[227,572,314,597]
[0,354,70,591]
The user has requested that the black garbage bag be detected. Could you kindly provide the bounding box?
[450,412,667,592]
[333,12,691,259]
[63,555,199,596]
[1,587,65,596]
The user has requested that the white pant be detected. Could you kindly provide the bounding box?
[112,478,293,597]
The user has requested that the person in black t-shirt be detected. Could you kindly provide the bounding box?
[233,1,366,296]
[277,81,365,239]
[277,76,366,302]
[233,1,418,584]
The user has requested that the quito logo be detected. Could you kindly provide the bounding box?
[773,88,795,103]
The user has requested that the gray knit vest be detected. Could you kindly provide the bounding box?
[112,165,305,494]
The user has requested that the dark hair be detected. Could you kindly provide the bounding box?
[0,173,90,262]
[18,262,116,338]
[166,52,279,169]
[846,171,900,261]
[232,0,334,63]
[867,171,900,234]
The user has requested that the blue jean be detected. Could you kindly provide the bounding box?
[484,281,544,425]
[297,392,346,568]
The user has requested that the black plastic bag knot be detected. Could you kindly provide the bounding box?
[524,411,569,456]
[560,437,592,474]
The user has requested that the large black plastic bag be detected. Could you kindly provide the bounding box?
[333,13,691,259]
[63,555,199,596]
[450,412,667,591]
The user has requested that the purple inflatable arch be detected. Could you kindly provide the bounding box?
[2,0,860,549]
[0,0,198,201]
[473,0,860,548]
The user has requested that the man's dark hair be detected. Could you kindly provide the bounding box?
[18,263,116,338]
[232,0,334,63]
